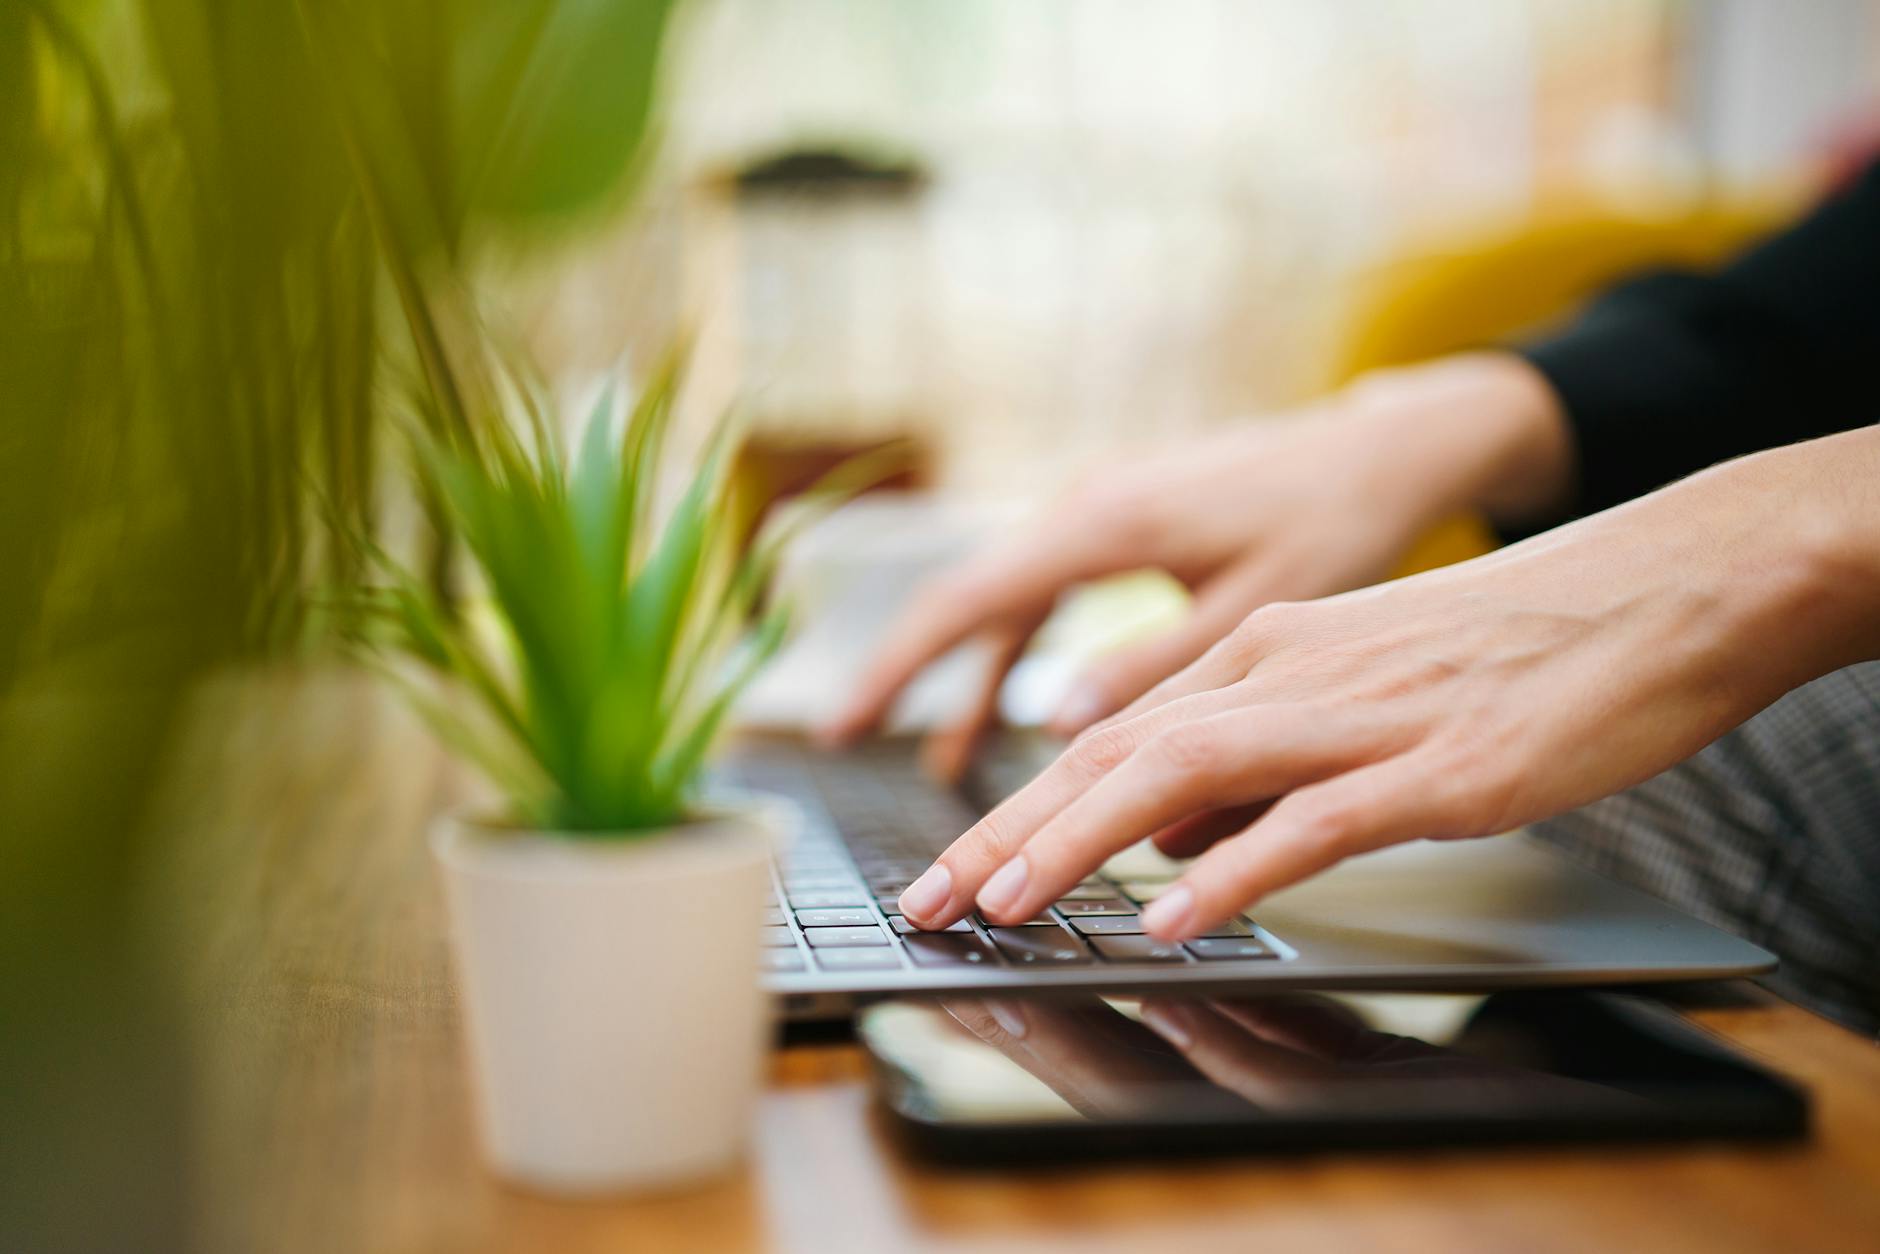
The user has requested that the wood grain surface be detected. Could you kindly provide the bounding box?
[163,669,1880,1254]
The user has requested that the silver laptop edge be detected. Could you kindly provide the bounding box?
[739,738,1776,1021]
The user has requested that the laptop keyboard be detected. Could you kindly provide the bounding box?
[721,739,1283,977]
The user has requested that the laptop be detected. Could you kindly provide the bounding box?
[720,733,1777,1022]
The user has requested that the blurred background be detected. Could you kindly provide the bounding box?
[521,0,1880,725]
[530,0,1880,488]
[4,3,1878,1251]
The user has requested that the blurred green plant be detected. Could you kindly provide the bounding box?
[1,0,686,654]
[295,0,683,503]
[347,352,898,833]
[1,0,686,1245]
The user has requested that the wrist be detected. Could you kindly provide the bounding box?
[1332,353,1576,533]
[1650,429,1880,703]
[1768,429,1880,674]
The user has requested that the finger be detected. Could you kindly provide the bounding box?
[1207,996,1371,1060]
[976,704,1386,925]
[939,997,1031,1049]
[920,620,1040,785]
[1085,605,1284,738]
[1049,562,1281,735]
[896,688,1250,927]
[1137,1000,1328,1106]
[1213,997,1455,1069]
[960,999,1189,1118]
[821,534,1115,744]
[1150,803,1270,859]
[1141,751,1467,941]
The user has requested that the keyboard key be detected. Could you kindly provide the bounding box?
[1118,881,1176,903]
[1068,915,1143,936]
[779,862,851,880]
[778,856,849,876]
[785,885,864,904]
[1185,937,1277,961]
[972,912,1058,928]
[782,873,862,892]
[1089,935,1185,963]
[902,933,1000,968]
[876,896,905,914]
[1196,918,1251,938]
[776,838,843,857]
[760,927,798,947]
[812,948,905,971]
[873,861,930,879]
[795,907,878,928]
[788,889,870,909]
[761,907,788,927]
[1057,883,1123,900]
[988,928,1093,965]
[891,915,970,935]
[803,925,889,948]
[762,949,806,972]
[1054,898,1134,916]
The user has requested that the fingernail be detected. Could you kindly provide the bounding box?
[1050,684,1108,734]
[899,863,953,922]
[1140,884,1195,939]
[976,856,1030,917]
[1140,1002,1195,1050]
[987,998,1030,1040]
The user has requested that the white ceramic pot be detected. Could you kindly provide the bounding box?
[432,803,780,1195]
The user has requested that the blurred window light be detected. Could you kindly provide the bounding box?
[577,1,1880,494]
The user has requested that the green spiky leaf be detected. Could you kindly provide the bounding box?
[353,348,879,834]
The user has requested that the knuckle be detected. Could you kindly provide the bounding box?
[906,571,967,619]
[1436,754,1518,836]
[1069,722,1139,776]
[1223,602,1300,661]
[1148,722,1222,777]
[926,561,996,607]
[958,810,1019,865]
[1245,600,1305,638]
[1064,471,1135,515]
[1061,475,1162,548]
[1417,732,1514,828]
[1287,793,1362,860]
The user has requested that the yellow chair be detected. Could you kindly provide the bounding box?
[1329,194,1800,574]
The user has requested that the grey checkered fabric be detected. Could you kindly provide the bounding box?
[1529,662,1880,1036]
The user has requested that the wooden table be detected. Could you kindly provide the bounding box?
[170,671,1880,1254]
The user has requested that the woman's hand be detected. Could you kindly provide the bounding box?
[821,354,1573,779]
[1136,995,1623,1111]
[895,426,1880,940]
[938,997,1200,1119]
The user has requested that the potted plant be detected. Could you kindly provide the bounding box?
[350,352,852,1195]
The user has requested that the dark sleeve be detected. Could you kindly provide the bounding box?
[1519,159,1880,521]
